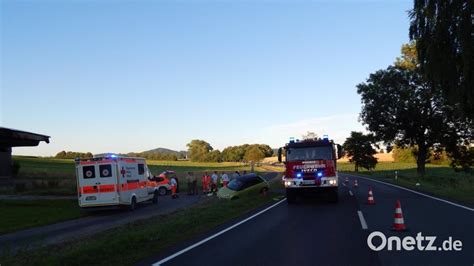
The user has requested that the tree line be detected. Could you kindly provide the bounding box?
[55,151,93,159]
[186,139,273,162]
[343,1,473,175]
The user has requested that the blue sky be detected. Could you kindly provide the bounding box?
[1,0,411,156]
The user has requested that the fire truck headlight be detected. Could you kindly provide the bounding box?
[329,179,337,185]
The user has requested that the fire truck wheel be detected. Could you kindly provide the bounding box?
[158,187,167,196]
[129,196,137,211]
[286,189,296,204]
[152,191,159,204]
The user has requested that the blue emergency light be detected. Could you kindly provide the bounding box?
[317,172,323,178]
[296,172,302,178]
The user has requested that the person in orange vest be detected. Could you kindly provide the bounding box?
[202,172,210,193]
[170,176,178,199]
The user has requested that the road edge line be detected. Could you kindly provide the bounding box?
[345,173,474,212]
[152,198,287,266]
[357,210,368,230]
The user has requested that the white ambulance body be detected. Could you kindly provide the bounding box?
[75,155,159,209]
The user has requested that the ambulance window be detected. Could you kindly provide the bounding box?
[99,165,112,178]
[138,164,145,175]
[83,166,96,179]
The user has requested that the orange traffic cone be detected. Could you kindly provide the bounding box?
[353,179,358,188]
[391,200,407,231]
[366,187,375,205]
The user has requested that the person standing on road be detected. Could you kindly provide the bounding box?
[186,172,193,195]
[202,172,210,193]
[211,171,219,194]
[231,171,240,180]
[170,176,178,199]
[221,172,230,187]
[192,172,198,195]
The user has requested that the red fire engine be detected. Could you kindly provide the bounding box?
[278,136,343,203]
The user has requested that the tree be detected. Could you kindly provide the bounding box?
[343,132,378,172]
[409,0,473,119]
[244,146,265,163]
[186,140,213,162]
[221,144,273,162]
[205,150,222,162]
[302,131,318,141]
[357,64,448,176]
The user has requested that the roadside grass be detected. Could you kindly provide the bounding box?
[1,181,284,265]
[339,162,474,205]
[0,200,83,235]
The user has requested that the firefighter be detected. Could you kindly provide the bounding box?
[202,172,210,193]
[170,176,178,199]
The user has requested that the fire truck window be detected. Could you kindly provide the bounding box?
[138,164,145,175]
[82,166,96,179]
[99,164,112,178]
[156,177,164,182]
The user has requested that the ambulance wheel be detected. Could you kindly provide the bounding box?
[129,196,137,211]
[152,191,159,204]
[158,187,167,196]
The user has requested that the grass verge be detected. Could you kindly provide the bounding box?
[1,180,284,265]
[0,200,83,235]
[339,162,474,205]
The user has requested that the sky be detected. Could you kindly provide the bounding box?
[1,0,411,156]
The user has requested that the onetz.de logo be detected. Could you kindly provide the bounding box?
[367,231,463,251]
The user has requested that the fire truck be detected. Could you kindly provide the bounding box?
[278,136,343,203]
[75,154,160,210]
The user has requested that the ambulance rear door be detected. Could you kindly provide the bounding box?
[78,161,118,206]
[96,161,119,203]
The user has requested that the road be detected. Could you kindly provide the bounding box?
[144,173,474,266]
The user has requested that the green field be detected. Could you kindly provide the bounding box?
[0,200,83,235]
[1,181,284,266]
[6,157,261,196]
[338,162,474,205]
[13,156,249,179]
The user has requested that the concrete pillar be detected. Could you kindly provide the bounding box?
[0,147,12,178]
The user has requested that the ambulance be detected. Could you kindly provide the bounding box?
[75,154,160,210]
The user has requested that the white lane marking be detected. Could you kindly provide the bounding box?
[152,198,287,266]
[344,173,474,212]
[357,210,368,230]
[349,190,353,196]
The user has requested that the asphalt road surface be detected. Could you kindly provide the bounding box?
[145,173,473,266]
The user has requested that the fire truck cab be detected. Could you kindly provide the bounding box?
[278,137,344,203]
[75,154,160,210]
